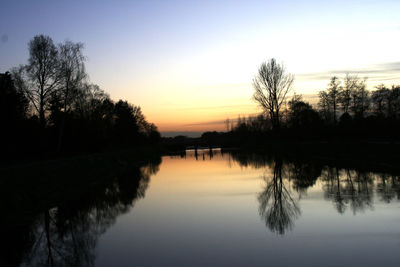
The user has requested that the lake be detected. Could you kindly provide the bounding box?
[4,149,400,266]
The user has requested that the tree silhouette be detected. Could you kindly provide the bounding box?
[287,94,321,129]
[253,58,294,130]
[13,35,59,126]
[371,84,389,117]
[4,34,161,156]
[339,74,356,114]
[0,72,30,156]
[114,100,140,144]
[350,77,369,119]
[56,40,87,151]
[387,85,400,119]
[318,77,341,124]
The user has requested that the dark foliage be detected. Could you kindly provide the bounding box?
[1,35,160,160]
[199,78,400,148]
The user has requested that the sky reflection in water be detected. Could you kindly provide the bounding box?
[8,149,400,267]
[95,150,400,267]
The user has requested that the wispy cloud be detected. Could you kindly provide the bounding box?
[173,104,254,111]
[183,113,262,127]
[297,62,400,82]
[183,119,228,127]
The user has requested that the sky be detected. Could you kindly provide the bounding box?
[1,0,399,134]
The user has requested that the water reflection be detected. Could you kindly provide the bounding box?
[321,168,373,214]
[258,159,300,235]
[0,156,161,267]
[229,151,400,235]
[288,160,321,194]
[2,150,400,266]
[376,174,400,203]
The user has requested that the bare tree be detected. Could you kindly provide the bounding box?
[318,90,332,122]
[387,85,400,119]
[22,35,59,126]
[73,83,110,120]
[56,41,87,151]
[317,77,342,124]
[327,76,341,124]
[338,74,356,114]
[253,58,294,129]
[371,84,389,116]
[57,41,86,114]
[350,77,369,118]
[320,74,370,121]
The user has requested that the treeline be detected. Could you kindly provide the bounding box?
[199,79,400,148]
[0,35,160,159]
[318,75,400,124]
[228,75,400,141]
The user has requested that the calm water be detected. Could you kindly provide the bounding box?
[4,149,400,266]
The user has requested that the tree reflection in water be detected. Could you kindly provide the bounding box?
[0,156,161,267]
[376,173,400,203]
[322,167,374,214]
[258,159,300,235]
[229,151,400,235]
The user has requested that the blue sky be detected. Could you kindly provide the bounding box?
[1,0,399,131]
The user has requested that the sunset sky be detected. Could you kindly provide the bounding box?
[1,0,399,134]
